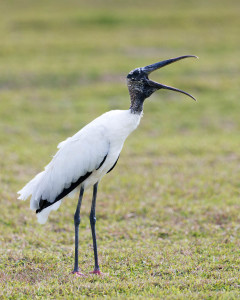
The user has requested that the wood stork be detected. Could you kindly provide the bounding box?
[18,55,197,276]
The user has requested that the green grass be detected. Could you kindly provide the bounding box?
[1,0,240,298]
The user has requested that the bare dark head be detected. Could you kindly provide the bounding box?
[127,55,197,114]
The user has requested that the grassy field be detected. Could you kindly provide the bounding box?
[1,0,240,298]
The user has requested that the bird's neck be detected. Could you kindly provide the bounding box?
[129,92,145,114]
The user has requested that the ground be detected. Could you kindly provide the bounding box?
[0,0,240,298]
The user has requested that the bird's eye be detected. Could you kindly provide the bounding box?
[127,69,140,79]
[133,70,139,76]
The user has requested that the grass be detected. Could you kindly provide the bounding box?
[1,0,240,298]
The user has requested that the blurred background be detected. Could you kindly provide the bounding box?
[1,0,240,297]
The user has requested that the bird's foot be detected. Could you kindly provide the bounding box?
[72,270,85,277]
[89,269,104,276]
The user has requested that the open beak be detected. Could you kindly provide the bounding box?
[142,55,198,101]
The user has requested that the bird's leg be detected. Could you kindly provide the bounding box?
[89,182,102,275]
[72,186,85,276]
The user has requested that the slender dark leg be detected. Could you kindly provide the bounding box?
[72,186,84,276]
[89,182,102,274]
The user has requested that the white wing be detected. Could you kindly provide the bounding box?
[18,122,110,210]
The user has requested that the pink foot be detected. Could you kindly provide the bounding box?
[72,271,85,277]
[89,269,104,276]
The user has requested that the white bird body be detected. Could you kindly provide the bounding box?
[18,109,142,224]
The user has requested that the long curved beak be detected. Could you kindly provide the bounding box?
[142,55,198,101]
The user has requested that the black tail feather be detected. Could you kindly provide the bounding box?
[36,171,92,213]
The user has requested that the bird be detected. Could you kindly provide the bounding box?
[18,55,197,276]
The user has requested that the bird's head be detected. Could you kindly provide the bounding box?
[127,55,198,113]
